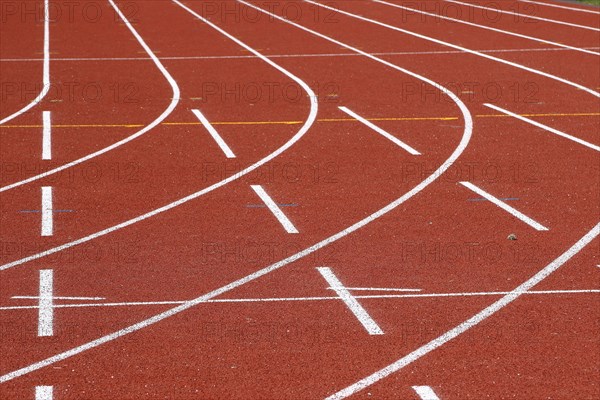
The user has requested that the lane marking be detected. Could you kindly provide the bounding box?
[327,224,599,399]
[13,296,105,301]
[35,386,53,400]
[0,0,319,274]
[42,111,52,160]
[518,0,600,15]
[413,386,441,400]
[41,186,53,236]
[1,112,599,130]
[0,0,473,379]
[460,182,548,231]
[250,185,299,234]
[304,0,600,98]
[0,0,181,193]
[374,0,599,56]
[0,0,50,125]
[477,112,600,118]
[318,267,384,335]
[246,203,298,208]
[2,46,600,63]
[468,197,519,202]
[1,289,599,311]
[191,109,236,158]
[340,287,422,292]
[38,270,53,337]
[339,106,421,155]
[19,210,72,213]
[446,0,600,31]
[485,103,600,152]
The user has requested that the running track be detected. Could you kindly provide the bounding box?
[0,0,599,399]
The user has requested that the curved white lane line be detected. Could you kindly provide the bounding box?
[446,0,600,31]
[373,0,599,56]
[518,0,600,15]
[0,0,181,193]
[0,0,319,273]
[328,222,599,399]
[0,0,50,126]
[0,0,180,192]
[305,0,600,99]
[0,1,474,381]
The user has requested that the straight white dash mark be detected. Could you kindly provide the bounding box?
[192,109,236,158]
[250,185,298,233]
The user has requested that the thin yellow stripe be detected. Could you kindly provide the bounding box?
[0,112,597,129]
[476,112,600,118]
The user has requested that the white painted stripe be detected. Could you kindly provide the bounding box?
[485,103,600,152]
[303,0,600,98]
[0,0,473,380]
[374,0,599,56]
[326,223,599,399]
[38,270,53,337]
[446,0,600,31]
[341,287,422,292]
[1,289,599,311]
[0,0,181,193]
[338,106,421,155]
[0,0,319,273]
[250,185,298,233]
[518,0,600,15]
[413,386,441,400]
[0,0,50,126]
[42,111,52,160]
[13,296,105,301]
[460,182,548,231]
[41,187,53,236]
[191,109,236,158]
[318,267,384,335]
[36,386,53,400]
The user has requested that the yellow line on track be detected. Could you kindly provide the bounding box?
[0,112,597,129]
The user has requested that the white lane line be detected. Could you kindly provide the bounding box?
[41,186,53,236]
[304,0,600,98]
[460,182,548,231]
[250,185,298,233]
[1,289,599,311]
[0,0,319,273]
[36,386,53,400]
[13,296,105,301]
[338,106,421,155]
[518,0,600,15]
[0,0,472,380]
[191,109,236,158]
[485,103,600,152]
[0,0,50,126]
[327,223,600,399]
[0,0,181,193]
[38,270,53,337]
[413,386,441,400]
[446,0,600,32]
[341,287,422,292]
[374,0,599,56]
[42,111,52,160]
[318,267,384,335]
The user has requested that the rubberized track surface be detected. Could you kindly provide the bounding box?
[1,0,599,399]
